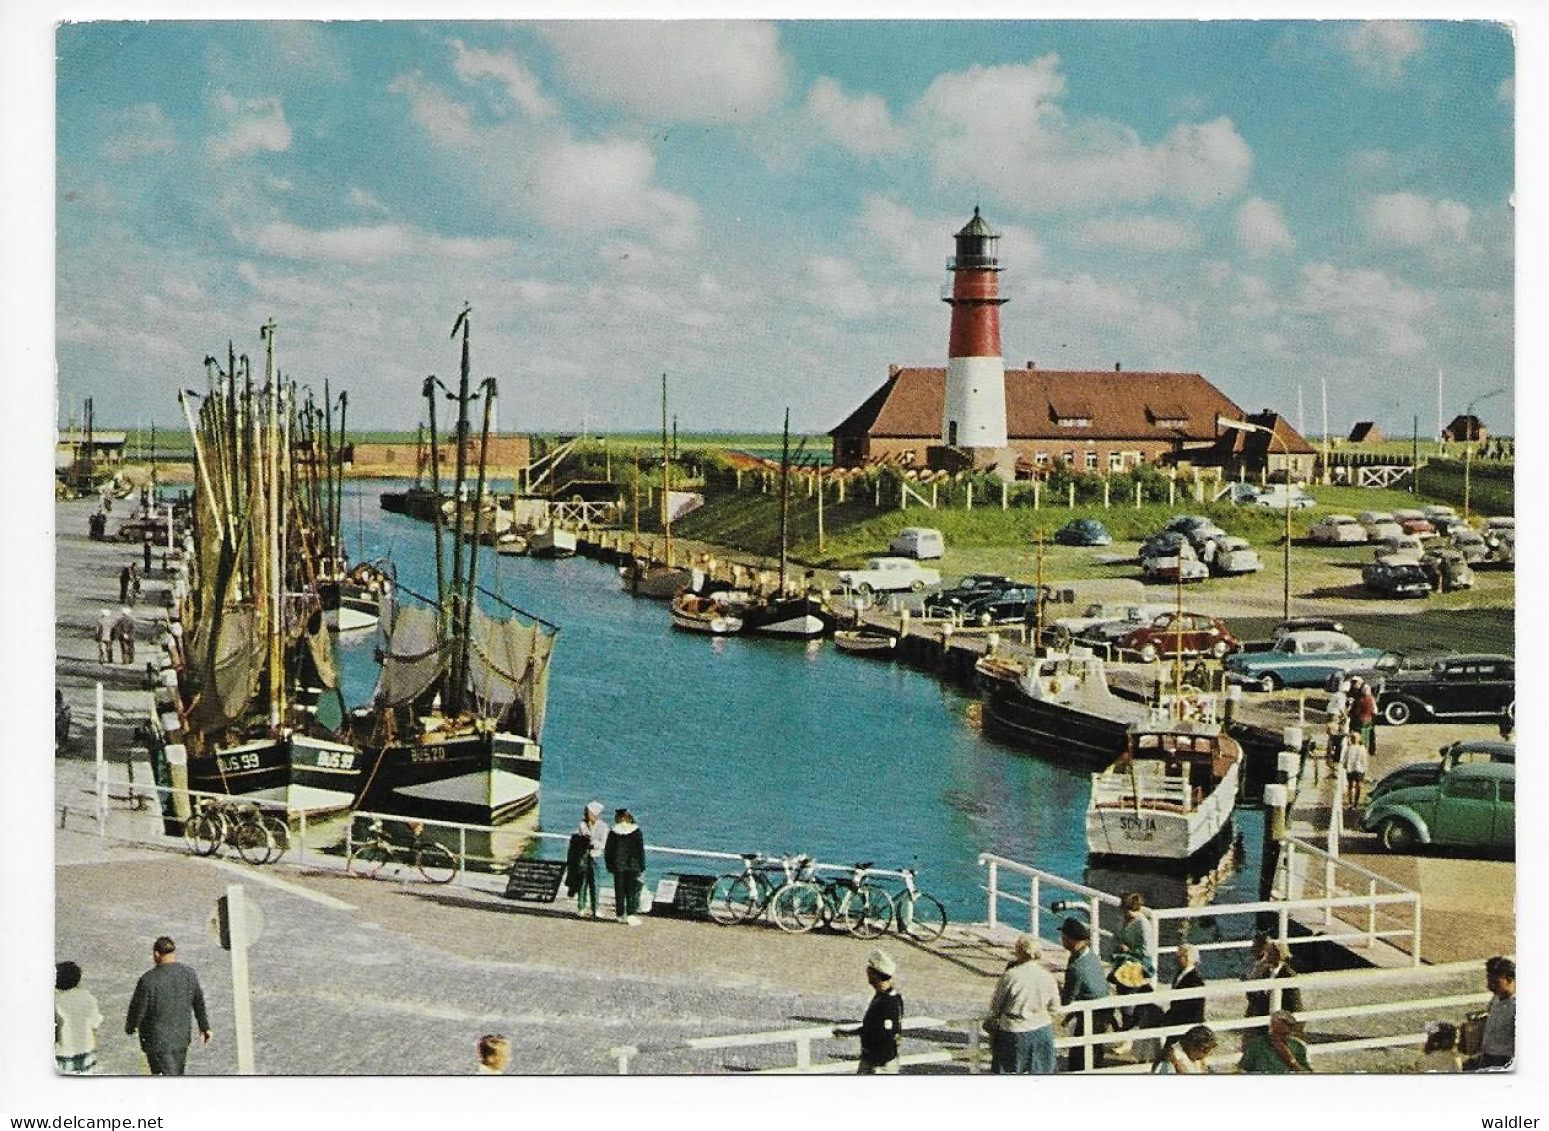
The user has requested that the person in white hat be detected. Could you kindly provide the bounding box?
[566,802,609,918]
[834,949,904,1073]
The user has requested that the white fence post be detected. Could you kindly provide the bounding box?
[986,859,1000,931]
[795,1035,812,1070]
[95,683,106,838]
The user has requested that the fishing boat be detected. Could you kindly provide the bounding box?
[494,531,529,555]
[352,307,558,831]
[1085,708,1242,862]
[318,557,394,633]
[833,629,897,657]
[669,590,745,635]
[529,526,577,559]
[975,650,1150,763]
[156,327,366,817]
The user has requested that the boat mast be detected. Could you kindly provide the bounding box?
[630,456,642,595]
[660,373,671,569]
[459,377,497,705]
[334,390,349,563]
[260,317,284,727]
[423,376,447,652]
[446,304,474,716]
[779,407,791,593]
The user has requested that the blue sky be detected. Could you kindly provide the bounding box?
[53,19,1515,438]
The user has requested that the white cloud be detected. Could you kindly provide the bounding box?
[449,38,557,119]
[101,104,176,161]
[1073,214,1200,252]
[1344,21,1425,82]
[239,221,517,265]
[1235,197,1295,257]
[389,70,475,145]
[207,92,293,161]
[1363,192,1471,246]
[1294,262,1436,355]
[539,22,788,123]
[532,136,700,253]
[802,256,879,319]
[914,55,1251,212]
[803,77,909,157]
[856,196,1044,280]
[349,187,389,215]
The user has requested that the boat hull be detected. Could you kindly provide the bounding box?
[1085,761,1241,862]
[977,672,1134,765]
[357,729,541,829]
[833,630,896,656]
[740,596,835,638]
[529,529,577,559]
[186,732,365,816]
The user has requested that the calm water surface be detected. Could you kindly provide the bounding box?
[336,481,1265,921]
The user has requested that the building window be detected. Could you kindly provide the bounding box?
[1056,417,1092,428]
[1152,417,1188,429]
[1108,452,1124,471]
[1085,451,1098,470]
[1063,451,1075,466]
[1034,451,1049,466]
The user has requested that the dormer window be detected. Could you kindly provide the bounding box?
[1049,398,1095,429]
[1056,415,1092,428]
[1147,403,1190,429]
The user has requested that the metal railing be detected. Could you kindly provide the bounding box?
[978,853,1120,941]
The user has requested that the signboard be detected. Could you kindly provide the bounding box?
[650,873,717,920]
[502,859,568,903]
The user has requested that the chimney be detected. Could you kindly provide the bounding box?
[888,364,900,376]
[1027,360,1036,370]
[1114,362,1122,372]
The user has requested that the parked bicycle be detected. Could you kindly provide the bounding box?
[889,866,948,942]
[346,818,459,884]
[707,853,825,933]
[815,861,893,939]
[183,798,288,866]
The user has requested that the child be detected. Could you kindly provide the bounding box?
[1342,734,1369,809]
[1419,1021,1461,1072]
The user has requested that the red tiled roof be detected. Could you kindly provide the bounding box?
[831,367,1251,443]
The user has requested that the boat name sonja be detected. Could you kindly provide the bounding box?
[1119,815,1158,840]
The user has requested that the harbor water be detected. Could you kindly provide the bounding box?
[335,481,1267,923]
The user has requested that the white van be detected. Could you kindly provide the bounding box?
[889,527,945,560]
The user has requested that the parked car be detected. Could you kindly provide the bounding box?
[1449,527,1489,562]
[1307,514,1367,545]
[1254,486,1316,510]
[1372,654,1514,726]
[889,527,945,560]
[1210,536,1263,575]
[1483,524,1515,567]
[1113,611,1239,662]
[1422,504,1463,534]
[1362,558,1433,598]
[1273,616,1346,638]
[1483,516,1514,535]
[1226,483,1263,505]
[923,575,1018,617]
[1139,532,1209,583]
[1361,760,1514,854]
[1371,533,1426,560]
[1358,511,1404,541]
[962,585,1049,626]
[1391,509,1436,537]
[1367,740,1515,806]
[837,557,941,594]
[1074,603,1179,647]
[1053,518,1113,547]
[1418,548,1475,592]
[1224,630,1385,692]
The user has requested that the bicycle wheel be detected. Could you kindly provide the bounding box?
[232,817,274,866]
[347,841,392,878]
[707,874,753,925]
[189,812,226,857]
[261,814,291,864]
[896,892,948,942]
[415,841,458,884]
[770,882,825,934]
[849,884,894,940]
[827,883,864,934]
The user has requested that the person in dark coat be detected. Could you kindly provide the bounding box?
[143,535,154,573]
[603,807,645,925]
[125,936,212,1075]
[1059,916,1112,1070]
[119,565,132,604]
[113,608,136,664]
[1244,938,1303,1021]
[835,949,904,1073]
[564,802,609,918]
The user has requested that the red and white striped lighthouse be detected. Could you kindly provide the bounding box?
[941,207,1009,453]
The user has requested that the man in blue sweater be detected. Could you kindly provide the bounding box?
[1059,917,1111,1071]
[125,936,212,1075]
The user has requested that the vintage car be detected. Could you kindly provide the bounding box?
[962,585,1052,626]
[1139,532,1209,583]
[1362,558,1433,598]
[923,575,1018,617]
[1210,536,1263,575]
[1253,486,1317,510]
[1372,654,1514,726]
[1053,518,1113,547]
[1358,511,1404,542]
[1112,611,1239,663]
[1366,740,1515,806]
[1073,602,1183,647]
[1307,514,1367,545]
[1422,504,1464,534]
[1361,761,1514,855]
[1448,527,1490,563]
[1224,630,1385,692]
[1391,509,1436,537]
[1418,548,1475,592]
[1371,533,1426,561]
[836,557,941,594]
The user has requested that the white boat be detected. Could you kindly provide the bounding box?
[529,527,577,559]
[495,531,529,556]
[669,592,744,635]
[833,629,896,656]
[1085,708,1242,862]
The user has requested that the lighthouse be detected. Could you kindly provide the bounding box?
[936,207,1013,474]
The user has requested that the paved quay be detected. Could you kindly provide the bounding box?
[52,495,1505,1076]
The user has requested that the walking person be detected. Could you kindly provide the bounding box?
[113,608,136,665]
[143,534,154,574]
[1464,956,1515,1071]
[119,564,131,604]
[95,608,113,664]
[834,949,904,1074]
[125,936,212,1075]
[1348,676,1377,757]
[983,934,1061,1074]
[1059,917,1112,1071]
[1342,733,1370,810]
[55,961,103,1075]
[603,807,645,926]
[565,801,609,918]
[1110,892,1158,1035]
[1324,679,1349,777]
[1153,1025,1217,1074]
[128,562,142,606]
